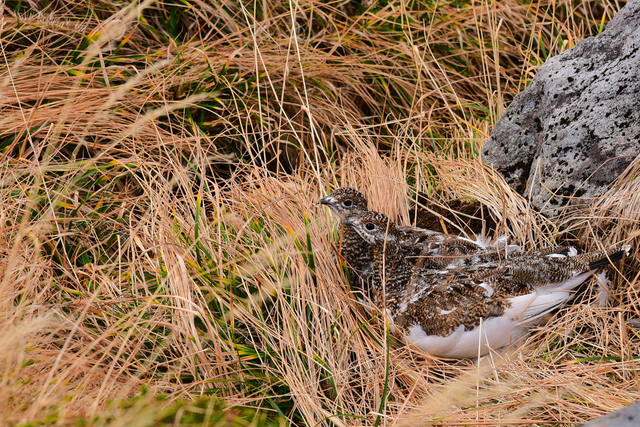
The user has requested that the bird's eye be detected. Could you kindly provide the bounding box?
[365,222,376,231]
[343,199,353,207]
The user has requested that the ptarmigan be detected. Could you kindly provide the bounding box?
[345,211,630,359]
[320,187,520,293]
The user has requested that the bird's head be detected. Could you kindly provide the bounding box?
[343,211,398,245]
[320,187,368,219]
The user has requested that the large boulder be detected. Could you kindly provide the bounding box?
[581,400,640,427]
[481,0,640,216]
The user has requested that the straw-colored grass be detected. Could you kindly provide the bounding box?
[1,0,638,425]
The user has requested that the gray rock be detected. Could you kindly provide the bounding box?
[580,400,640,427]
[482,0,640,216]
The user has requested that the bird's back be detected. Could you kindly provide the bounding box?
[383,245,630,358]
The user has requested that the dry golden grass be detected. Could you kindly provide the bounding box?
[1,0,638,425]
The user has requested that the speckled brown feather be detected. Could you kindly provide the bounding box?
[320,188,374,296]
[347,211,629,341]
[321,188,521,280]
[321,187,445,294]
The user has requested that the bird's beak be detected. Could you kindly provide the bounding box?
[320,195,335,206]
[343,218,355,227]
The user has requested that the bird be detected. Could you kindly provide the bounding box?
[344,211,630,359]
[320,187,377,295]
[320,187,521,294]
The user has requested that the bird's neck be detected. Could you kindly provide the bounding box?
[373,238,412,293]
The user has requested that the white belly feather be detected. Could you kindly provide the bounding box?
[394,286,585,358]
[405,317,528,359]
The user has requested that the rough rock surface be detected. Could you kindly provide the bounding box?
[581,400,640,427]
[482,0,640,216]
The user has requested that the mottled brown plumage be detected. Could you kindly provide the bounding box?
[320,187,521,292]
[346,211,630,358]
[320,188,374,295]
[320,187,444,294]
